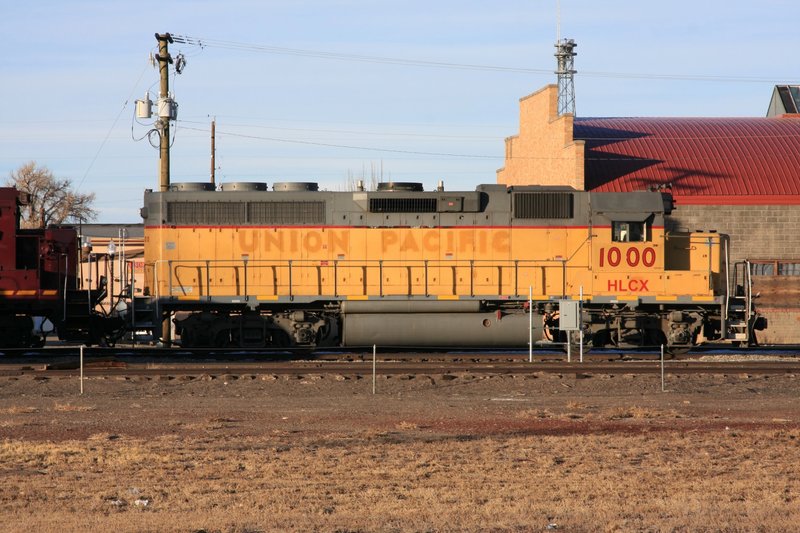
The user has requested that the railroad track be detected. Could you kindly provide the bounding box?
[1,346,799,378]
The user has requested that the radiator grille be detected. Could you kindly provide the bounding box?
[167,202,246,225]
[166,201,326,225]
[248,201,326,224]
[513,192,574,219]
[369,198,437,213]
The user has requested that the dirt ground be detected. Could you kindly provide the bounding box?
[2,365,800,532]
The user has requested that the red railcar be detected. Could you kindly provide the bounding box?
[0,187,119,347]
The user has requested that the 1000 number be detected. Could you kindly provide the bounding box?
[599,246,656,268]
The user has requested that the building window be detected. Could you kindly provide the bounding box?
[749,261,800,276]
[779,263,800,276]
[612,221,647,242]
[750,263,774,276]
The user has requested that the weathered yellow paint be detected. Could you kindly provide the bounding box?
[144,224,719,302]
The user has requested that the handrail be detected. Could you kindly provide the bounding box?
[724,238,730,321]
[149,258,571,301]
[745,259,753,326]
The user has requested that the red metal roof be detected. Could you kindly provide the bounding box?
[574,117,800,203]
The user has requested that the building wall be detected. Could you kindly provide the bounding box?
[497,84,800,343]
[496,85,585,189]
[667,203,800,343]
[666,204,800,263]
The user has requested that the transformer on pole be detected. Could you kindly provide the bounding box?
[554,38,577,116]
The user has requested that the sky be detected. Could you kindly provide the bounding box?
[1,0,798,222]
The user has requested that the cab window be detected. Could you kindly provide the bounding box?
[613,221,647,242]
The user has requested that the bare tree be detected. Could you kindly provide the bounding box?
[343,160,386,191]
[7,162,97,228]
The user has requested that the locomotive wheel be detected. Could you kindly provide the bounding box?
[665,346,690,357]
[562,332,591,355]
[269,330,292,348]
[214,331,233,348]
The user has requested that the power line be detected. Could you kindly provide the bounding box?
[179,125,501,159]
[177,119,498,140]
[179,124,800,163]
[76,64,151,192]
[171,34,793,84]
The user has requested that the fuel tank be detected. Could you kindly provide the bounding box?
[342,311,540,347]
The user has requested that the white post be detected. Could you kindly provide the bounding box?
[372,344,376,395]
[566,331,571,363]
[579,285,584,363]
[80,345,84,395]
[528,285,533,363]
[660,344,665,392]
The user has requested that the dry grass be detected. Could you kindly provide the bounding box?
[0,406,39,414]
[2,429,800,532]
[53,402,97,412]
[606,405,681,419]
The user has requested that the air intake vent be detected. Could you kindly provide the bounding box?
[248,201,325,224]
[167,202,245,224]
[513,192,574,219]
[369,198,437,213]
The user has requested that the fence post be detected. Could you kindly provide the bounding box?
[579,285,584,364]
[528,285,533,363]
[661,344,665,392]
[372,344,377,395]
[80,345,84,395]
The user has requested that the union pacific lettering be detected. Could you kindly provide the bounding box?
[238,229,349,254]
[235,228,512,255]
[381,229,510,254]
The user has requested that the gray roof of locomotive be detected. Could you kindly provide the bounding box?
[140,183,667,228]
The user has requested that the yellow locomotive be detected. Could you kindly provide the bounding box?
[138,181,761,350]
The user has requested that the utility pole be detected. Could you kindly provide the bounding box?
[155,33,173,192]
[156,32,174,344]
[210,118,216,186]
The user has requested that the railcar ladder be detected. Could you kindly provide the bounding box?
[126,296,158,341]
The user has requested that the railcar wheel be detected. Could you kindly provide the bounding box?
[98,335,116,348]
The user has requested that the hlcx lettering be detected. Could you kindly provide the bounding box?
[607,279,650,292]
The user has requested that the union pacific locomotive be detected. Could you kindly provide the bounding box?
[134,180,763,351]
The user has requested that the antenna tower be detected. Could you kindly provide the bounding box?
[554,38,577,116]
